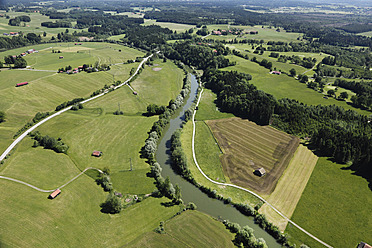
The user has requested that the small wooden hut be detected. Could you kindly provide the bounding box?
[254,168,266,177]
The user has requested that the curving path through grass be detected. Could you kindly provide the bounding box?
[191,88,333,248]
[0,53,153,162]
[0,167,103,193]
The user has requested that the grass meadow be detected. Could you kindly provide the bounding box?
[143,19,195,32]
[195,89,234,121]
[0,43,143,153]
[0,46,186,247]
[205,25,302,43]
[221,55,370,115]
[127,210,235,248]
[0,11,78,38]
[286,157,372,248]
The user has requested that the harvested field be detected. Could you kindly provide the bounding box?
[259,145,318,231]
[207,117,299,194]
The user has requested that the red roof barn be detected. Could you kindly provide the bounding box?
[16,82,28,87]
[92,151,102,157]
[49,189,61,199]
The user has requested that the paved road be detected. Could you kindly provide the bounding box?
[0,53,153,162]
[191,88,333,248]
[0,167,103,192]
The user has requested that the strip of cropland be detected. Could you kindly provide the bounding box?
[259,145,318,231]
[206,117,299,195]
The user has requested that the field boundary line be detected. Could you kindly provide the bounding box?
[0,53,154,162]
[191,87,333,248]
[0,167,103,193]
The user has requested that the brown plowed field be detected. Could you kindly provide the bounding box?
[206,117,299,194]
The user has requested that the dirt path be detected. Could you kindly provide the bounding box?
[0,167,102,192]
[192,88,333,248]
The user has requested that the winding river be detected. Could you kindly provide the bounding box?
[156,75,281,247]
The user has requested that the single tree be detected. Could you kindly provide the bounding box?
[14,57,27,68]
[339,91,349,100]
[289,68,297,77]
[327,89,336,97]
[100,193,122,214]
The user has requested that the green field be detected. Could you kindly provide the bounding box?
[221,55,370,115]
[127,210,235,247]
[131,59,184,106]
[0,45,186,247]
[195,89,234,121]
[0,178,179,247]
[0,43,144,153]
[286,157,372,248]
[143,19,195,32]
[205,25,302,43]
[0,11,78,38]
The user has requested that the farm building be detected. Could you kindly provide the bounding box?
[49,189,61,199]
[271,71,281,75]
[92,151,102,157]
[59,56,64,59]
[133,91,138,95]
[254,168,266,177]
[358,242,372,248]
[16,82,28,87]
[249,31,258,35]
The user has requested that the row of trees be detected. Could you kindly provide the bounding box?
[30,131,69,154]
[8,15,31,26]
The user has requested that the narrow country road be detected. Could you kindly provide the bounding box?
[0,167,103,193]
[191,88,333,248]
[0,53,153,162]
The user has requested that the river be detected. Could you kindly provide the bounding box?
[155,74,281,247]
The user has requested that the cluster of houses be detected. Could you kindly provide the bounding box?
[59,65,85,74]
[212,29,258,36]
[3,32,19,36]
[11,48,38,59]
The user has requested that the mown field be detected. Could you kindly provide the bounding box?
[0,178,180,247]
[221,55,370,115]
[143,19,194,32]
[180,121,261,205]
[259,145,318,231]
[286,157,372,248]
[0,47,186,247]
[207,117,299,195]
[0,43,144,154]
[0,11,78,38]
[195,89,234,121]
[127,210,235,248]
[205,25,302,43]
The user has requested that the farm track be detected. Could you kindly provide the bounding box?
[0,167,102,193]
[192,88,333,248]
[0,53,154,162]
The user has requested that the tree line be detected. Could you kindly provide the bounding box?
[201,69,372,176]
